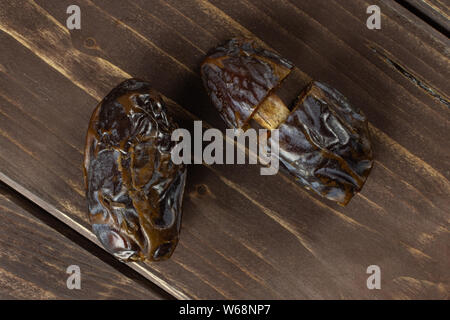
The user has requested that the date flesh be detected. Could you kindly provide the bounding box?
[83,79,186,261]
[201,39,373,205]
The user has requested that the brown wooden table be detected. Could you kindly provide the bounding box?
[0,0,448,299]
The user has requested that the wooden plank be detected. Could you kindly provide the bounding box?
[0,183,169,299]
[398,0,450,36]
[0,0,448,299]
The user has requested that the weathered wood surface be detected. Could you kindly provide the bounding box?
[401,0,450,36]
[0,0,448,299]
[0,183,169,299]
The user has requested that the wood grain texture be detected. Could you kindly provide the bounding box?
[400,0,450,35]
[0,183,169,299]
[0,0,448,299]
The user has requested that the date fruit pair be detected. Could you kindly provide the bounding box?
[84,39,373,262]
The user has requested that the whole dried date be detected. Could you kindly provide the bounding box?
[201,39,373,205]
[84,79,186,261]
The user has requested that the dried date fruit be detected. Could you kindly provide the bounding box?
[201,38,293,128]
[274,81,373,205]
[201,39,373,205]
[83,79,186,261]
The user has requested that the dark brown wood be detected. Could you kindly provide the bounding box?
[0,0,448,299]
[0,183,169,299]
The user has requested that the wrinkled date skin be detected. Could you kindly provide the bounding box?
[84,79,186,262]
[276,82,373,205]
[201,38,293,128]
[201,39,373,205]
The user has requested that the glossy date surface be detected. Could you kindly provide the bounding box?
[201,38,293,129]
[84,79,186,261]
[275,82,373,205]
